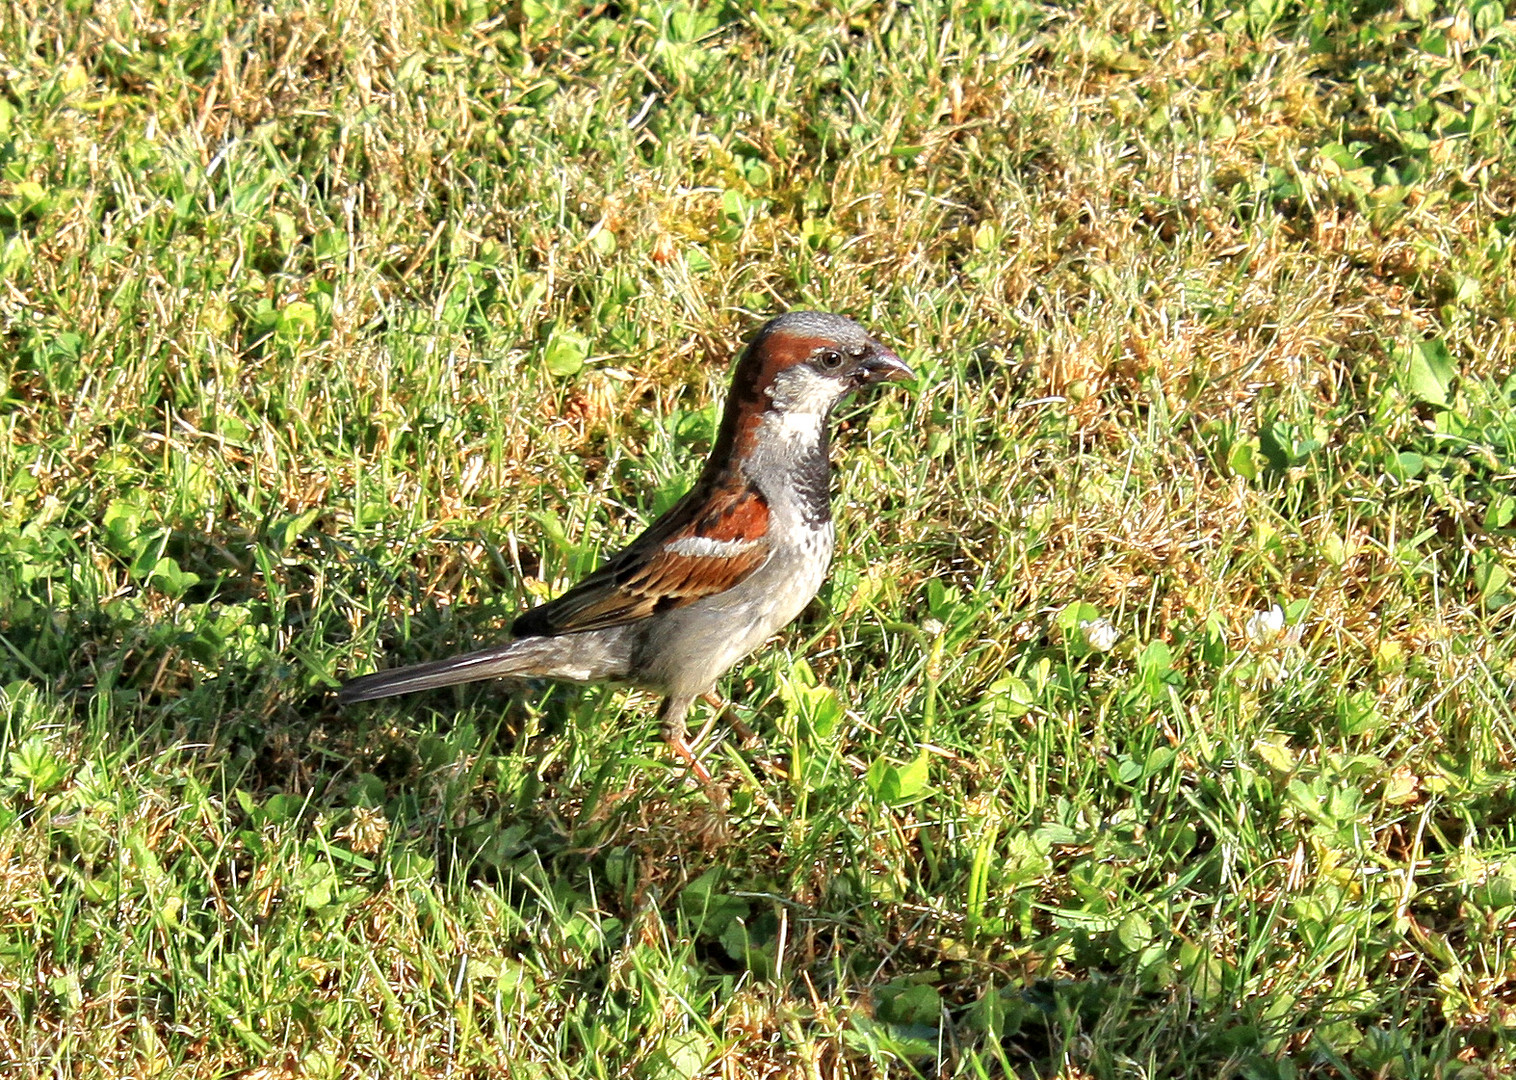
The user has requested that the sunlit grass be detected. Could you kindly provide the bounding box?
[1,0,1515,1076]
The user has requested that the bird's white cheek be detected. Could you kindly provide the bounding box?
[766,367,842,423]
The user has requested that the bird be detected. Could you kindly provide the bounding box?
[338,311,914,786]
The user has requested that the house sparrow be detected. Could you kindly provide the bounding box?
[339,311,913,784]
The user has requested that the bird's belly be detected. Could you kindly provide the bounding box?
[633,531,833,697]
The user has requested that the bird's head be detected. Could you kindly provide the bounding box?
[723,310,913,429]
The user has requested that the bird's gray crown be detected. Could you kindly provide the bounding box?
[760,310,872,349]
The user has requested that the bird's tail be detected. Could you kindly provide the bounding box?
[338,638,554,704]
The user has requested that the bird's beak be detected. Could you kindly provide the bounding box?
[860,347,915,384]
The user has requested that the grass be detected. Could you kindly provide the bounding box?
[2,0,1516,1075]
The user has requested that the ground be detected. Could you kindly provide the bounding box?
[1,1,1515,1077]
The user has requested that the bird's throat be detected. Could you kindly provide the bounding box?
[757,409,832,529]
[790,431,832,528]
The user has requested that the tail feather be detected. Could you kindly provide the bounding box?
[338,641,538,704]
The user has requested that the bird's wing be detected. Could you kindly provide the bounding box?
[511,479,772,637]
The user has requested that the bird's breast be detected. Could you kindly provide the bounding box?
[629,521,834,698]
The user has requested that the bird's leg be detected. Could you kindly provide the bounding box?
[703,691,782,752]
[658,695,725,803]
[691,692,726,746]
[698,690,763,747]
[699,691,791,784]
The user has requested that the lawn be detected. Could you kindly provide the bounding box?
[2,0,1516,1076]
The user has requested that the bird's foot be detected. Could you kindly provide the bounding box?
[664,728,730,811]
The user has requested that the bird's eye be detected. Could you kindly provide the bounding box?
[818,349,844,369]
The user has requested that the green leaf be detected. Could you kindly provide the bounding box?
[678,869,747,938]
[297,862,338,910]
[778,667,842,739]
[1384,450,1423,480]
[980,675,1033,721]
[1401,339,1455,407]
[276,300,319,341]
[925,578,961,620]
[1055,601,1101,633]
[866,751,930,803]
[1228,439,1259,480]
[9,735,67,793]
[1336,690,1385,736]
[1145,746,1175,775]
[652,1033,711,1080]
[875,980,942,1026]
[149,556,201,598]
[1486,494,1515,530]
[1117,911,1154,952]
[1137,639,1178,696]
[1254,737,1297,774]
[1473,549,1510,599]
[1200,614,1229,666]
[893,751,930,799]
[101,499,144,555]
[313,228,348,260]
[268,507,321,553]
[721,188,758,222]
[1137,640,1172,677]
[542,327,589,376]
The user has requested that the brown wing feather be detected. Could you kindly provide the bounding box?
[511,479,771,637]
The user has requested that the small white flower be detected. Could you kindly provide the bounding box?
[1080,617,1121,652]
[1245,604,1287,645]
